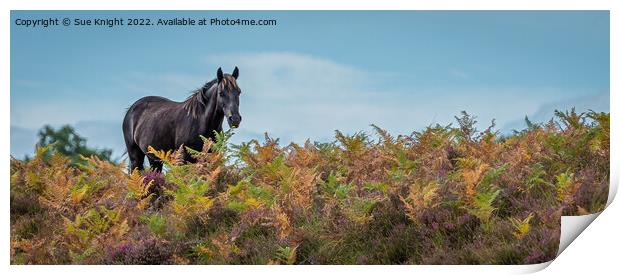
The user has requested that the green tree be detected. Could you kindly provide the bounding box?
[36,125,113,164]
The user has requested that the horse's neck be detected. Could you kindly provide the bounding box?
[198,85,224,135]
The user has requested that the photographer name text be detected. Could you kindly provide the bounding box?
[14,17,278,28]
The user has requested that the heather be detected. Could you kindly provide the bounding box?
[10,109,609,264]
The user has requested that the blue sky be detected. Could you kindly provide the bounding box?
[10,11,609,159]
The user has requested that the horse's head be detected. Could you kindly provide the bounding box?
[215,67,242,128]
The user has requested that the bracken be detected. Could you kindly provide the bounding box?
[10,110,609,265]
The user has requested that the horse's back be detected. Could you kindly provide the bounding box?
[126,96,180,119]
[123,96,181,149]
[131,95,175,108]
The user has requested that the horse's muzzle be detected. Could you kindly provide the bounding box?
[228,114,242,128]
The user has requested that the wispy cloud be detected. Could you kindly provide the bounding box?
[11,52,609,158]
[501,91,609,132]
[118,72,206,98]
[205,52,405,143]
[449,69,472,80]
[205,52,600,144]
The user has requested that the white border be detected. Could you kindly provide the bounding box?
[2,1,617,274]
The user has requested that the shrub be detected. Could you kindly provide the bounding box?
[10,110,609,264]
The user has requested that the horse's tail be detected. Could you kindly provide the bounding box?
[122,104,137,152]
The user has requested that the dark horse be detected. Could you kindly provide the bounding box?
[123,67,242,171]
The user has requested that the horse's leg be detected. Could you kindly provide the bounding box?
[127,145,145,172]
[182,147,198,164]
[147,156,164,172]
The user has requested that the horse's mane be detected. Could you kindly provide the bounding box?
[182,79,217,118]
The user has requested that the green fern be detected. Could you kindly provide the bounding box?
[509,213,534,240]
[274,245,298,264]
[141,213,167,237]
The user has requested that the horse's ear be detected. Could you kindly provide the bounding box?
[232,66,239,79]
[217,67,224,82]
